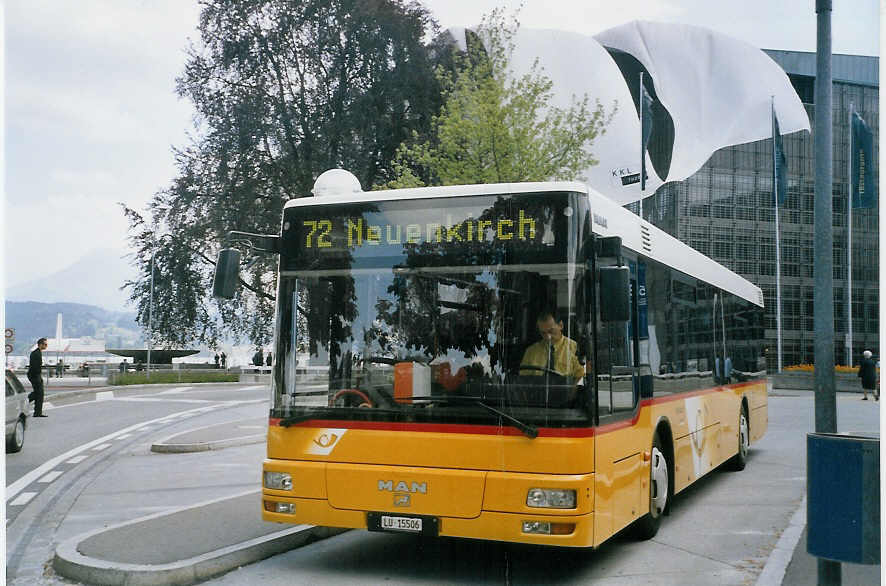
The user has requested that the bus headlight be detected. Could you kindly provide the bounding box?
[522,520,575,535]
[264,500,295,514]
[526,488,576,508]
[264,471,292,491]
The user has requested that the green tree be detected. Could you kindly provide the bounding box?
[123,0,446,348]
[387,8,615,188]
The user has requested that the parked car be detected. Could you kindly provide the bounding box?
[6,369,28,452]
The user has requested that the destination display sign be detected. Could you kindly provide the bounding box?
[283,192,586,270]
[301,209,537,250]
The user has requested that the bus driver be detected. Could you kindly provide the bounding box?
[519,310,586,381]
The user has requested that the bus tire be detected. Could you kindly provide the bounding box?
[635,431,668,540]
[727,404,749,471]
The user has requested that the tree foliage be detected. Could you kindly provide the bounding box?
[387,8,615,188]
[123,0,446,348]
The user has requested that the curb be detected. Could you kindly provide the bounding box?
[38,381,254,406]
[150,418,267,453]
[54,525,322,586]
[755,496,807,586]
[150,433,266,453]
[52,491,346,586]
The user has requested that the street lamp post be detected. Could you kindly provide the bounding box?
[146,242,156,380]
[813,1,839,584]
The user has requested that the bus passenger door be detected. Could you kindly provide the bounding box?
[592,249,645,544]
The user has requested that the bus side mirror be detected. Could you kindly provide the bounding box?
[213,248,241,299]
[599,266,630,322]
[595,235,622,259]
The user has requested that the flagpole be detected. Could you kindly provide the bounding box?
[772,96,783,373]
[846,104,853,367]
[639,72,645,219]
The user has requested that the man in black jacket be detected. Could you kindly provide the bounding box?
[28,338,49,417]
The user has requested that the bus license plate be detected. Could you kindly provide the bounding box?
[381,515,422,533]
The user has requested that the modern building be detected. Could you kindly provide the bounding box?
[634,50,879,370]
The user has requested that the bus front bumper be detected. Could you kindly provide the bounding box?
[262,495,595,547]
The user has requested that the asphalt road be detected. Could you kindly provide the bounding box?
[4,386,880,585]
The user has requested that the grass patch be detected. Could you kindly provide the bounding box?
[113,371,240,385]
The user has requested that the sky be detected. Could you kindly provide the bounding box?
[3,0,880,292]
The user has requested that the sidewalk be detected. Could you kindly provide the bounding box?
[52,414,344,585]
[780,526,880,586]
[23,375,110,391]
[54,491,344,586]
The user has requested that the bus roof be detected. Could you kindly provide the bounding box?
[284,180,763,308]
[586,186,764,308]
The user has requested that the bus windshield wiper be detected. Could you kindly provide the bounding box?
[412,396,538,439]
[473,401,538,439]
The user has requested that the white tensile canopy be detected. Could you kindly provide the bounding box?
[446,21,811,205]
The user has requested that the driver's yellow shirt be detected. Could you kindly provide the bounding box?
[519,336,585,380]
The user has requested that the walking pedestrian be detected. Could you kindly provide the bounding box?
[220,352,227,369]
[214,353,220,368]
[858,350,878,401]
[27,338,49,417]
[266,352,272,367]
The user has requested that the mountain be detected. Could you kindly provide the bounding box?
[4,300,142,355]
[5,248,138,312]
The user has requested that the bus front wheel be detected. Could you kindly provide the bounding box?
[635,432,668,540]
[727,404,749,471]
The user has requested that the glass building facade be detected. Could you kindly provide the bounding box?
[633,51,879,370]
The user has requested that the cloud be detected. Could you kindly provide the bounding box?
[4,1,201,287]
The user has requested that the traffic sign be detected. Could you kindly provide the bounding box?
[5,344,13,354]
[5,328,14,339]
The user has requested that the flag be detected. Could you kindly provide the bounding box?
[640,81,653,191]
[851,111,877,208]
[772,109,787,206]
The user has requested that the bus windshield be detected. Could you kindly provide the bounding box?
[271,191,593,429]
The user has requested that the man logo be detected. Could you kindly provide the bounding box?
[378,480,428,494]
[394,494,411,507]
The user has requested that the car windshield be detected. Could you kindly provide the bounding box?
[270,191,593,428]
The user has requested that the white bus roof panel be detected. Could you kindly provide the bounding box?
[284,180,763,307]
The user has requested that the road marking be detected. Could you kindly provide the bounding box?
[38,471,64,483]
[115,433,132,440]
[239,385,265,391]
[158,386,193,395]
[9,492,37,506]
[113,397,212,404]
[95,391,114,401]
[6,404,221,502]
[66,455,89,464]
[92,444,112,451]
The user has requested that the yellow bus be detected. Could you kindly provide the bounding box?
[215,169,768,547]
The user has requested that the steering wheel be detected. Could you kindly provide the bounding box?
[330,389,373,408]
[518,365,561,377]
